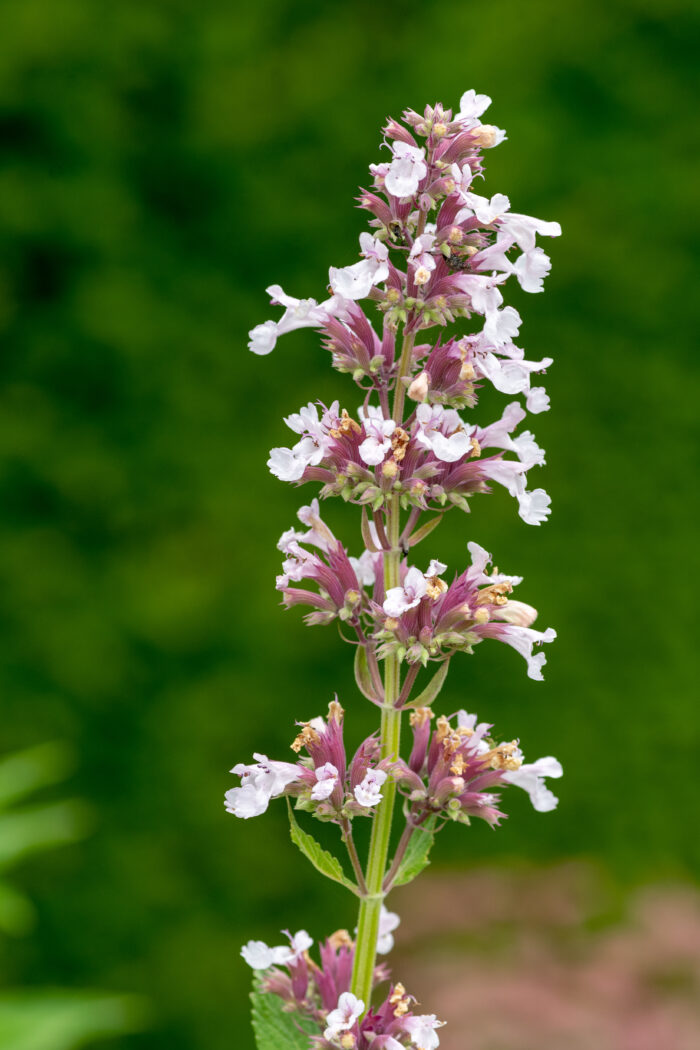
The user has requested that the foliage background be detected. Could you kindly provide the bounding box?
[0,0,697,1047]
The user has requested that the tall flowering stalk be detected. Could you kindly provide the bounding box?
[232,91,563,1049]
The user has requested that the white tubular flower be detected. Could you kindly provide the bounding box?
[383,566,428,616]
[310,762,339,801]
[426,559,447,577]
[376,905,400,954]
[286,929,313,958]
[449,161,475,198]
[456,88,492,123]
[503,756,563,811]
[358,405,396,465]
[329,259,380,300]
[512,247,552,293]
[323,992,365,1041]
[499,213,562,252]
[517,486,552,525]
[385,142,427,198]
[249,284,346,355]
[225,753,300,819]
[402,1013,445,1049]
[409,232,437,286]
[457,191,510,225]
[415,403,474,463]
[349,550,377,588]
[240,929,312,971]
[526,386,550,413]
[248,320,278,356]
[354,768,387,808]
[240,939,292,970]
[483,305,522,346]
[495,625,557,680]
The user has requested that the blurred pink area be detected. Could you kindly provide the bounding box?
[393,864,700,1050]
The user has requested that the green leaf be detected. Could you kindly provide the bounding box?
[406,514,443,548]
[408,660,450,709]
[251,983,319,1050]
[0,991,146,1050]
[392,819,437,888]
[286,802,358,894]
[0,743,74,811]
[354,646,377,702]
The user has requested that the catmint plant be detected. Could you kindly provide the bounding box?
[232,90,563,1050]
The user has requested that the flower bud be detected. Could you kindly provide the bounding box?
[471,124,503,148]
[407,371,430,402]
[382,459,399,479]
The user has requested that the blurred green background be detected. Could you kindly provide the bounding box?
[0,0,697,1047]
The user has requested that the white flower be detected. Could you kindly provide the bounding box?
[454,273,505,316]
[415,403,474,463]
[383,566,428,616]
[495,625,557,680]
[457,191,510,225]
[240,928,312,971]
[409,232,437,284]
[225,753,300,819]
[354,768,387,808]
[456,89,492,122]
[349,550,377,588]
[324,992,365,1040]
[526,386,550,413]
[426,558,447,577]
[311,762,339,801]
[287,929,313,958]
[248,285,350,355]
[512,247,552,293]
[329,235,389,300]
[483,305,522,346]
[402,1013,445,1049]
[385,142,427,198]
[449,162,475,197]
[517,486,552,525]
[267,436,324,482]
[248,320,278,356]
[499,213,562,252]
[377,905,400,954]
[240,939,292,970]
[503,756,563,811]
[358,405,396,465]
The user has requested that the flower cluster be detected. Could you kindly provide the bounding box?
[225,702,562,830]
[225,700,392,821]
[277,508,555,679]
[396,708,563,828]
[243,924,445,1049]
[269,398,549,525]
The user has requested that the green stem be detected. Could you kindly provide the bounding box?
[350,211,428,1007]
[350,494,402,1007]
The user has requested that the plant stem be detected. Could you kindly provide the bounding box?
[341,818,368,896]
[350,492,402,1007]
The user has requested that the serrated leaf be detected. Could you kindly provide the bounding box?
[392,818,437,887]
[406,515,443,548]
[286,802,358,895]
[251,982,319,1050]
[408,660,450,709]
[354,646,377,702]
